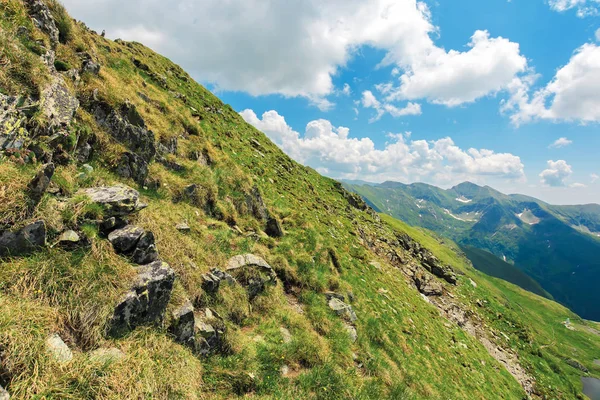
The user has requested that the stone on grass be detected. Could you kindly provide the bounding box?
[28,162,55,203]
[0,385,9,400]
[265,215,283,238]
[345,324,358,343]
[328,297,357,322]
[46,333,72,363]
[131,231,158,265]
[108,225,144,254]
[40,76,79,128]
[176,222,190,232]
[280,327,292,344]
[169,300,195,347]
[0,220,46,257]
[57,230,80,248]
[81,185,146,217]
[108,260,175,337]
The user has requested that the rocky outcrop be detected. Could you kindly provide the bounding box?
[40,77,79,129]
[225,254,277,300]
[91,101,156,162]
[395,232,457,284]
[265,216,283,238]
[108,260,175,337]
[81,60,101,75]
[46,333,73,363]
[116,151,149,185]
[27,162,55,204]
[169,300,195,347]
[0,220,46,257]
[81,185,146,217]
[244,186,284,238]
[25,0,59,45]
[414,271,443,296]
[108,226,158,264]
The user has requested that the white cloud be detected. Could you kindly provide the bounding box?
[361,90,421,122]
[62,0,528,109]
[549,137,573,148]
[539,160,573,187]
[240,109,525,184]
[591,173,599,183]
[570,182,587,188]
[549,0,600,17]
[341,83,352,96]
[505,44,600,125]
[596,28,600,42]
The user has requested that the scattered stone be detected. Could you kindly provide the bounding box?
[324,292,345,302]
[469,278,477,288]
[158,157,185,172]
[116,151,149,185]
[27,162,55,203]
[89,348,125,363]
[0,220,46,257]
[280,365,290,376]
[328,297,357,322]
[265,215,283,238]
[82,59,101,75]
[194,316,225,356]
[176,222,190,232]
[57,230,81,248]
[131,231,158,265]
[46,333,73,363]
[0,385,8,400]
[169,300,195,347]
[66,68,80,84]
[280,327,292,344]
[26,0,59,45]
[345,324,358,343]
[109,260,175,337]
[81,185,146,217]
[245,186,268,221]
[108,225,144,253]
[99,216,128,235]
[40,76,79,129]
[157,137,178,155]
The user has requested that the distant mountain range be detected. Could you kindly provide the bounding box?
[345,180,600,320]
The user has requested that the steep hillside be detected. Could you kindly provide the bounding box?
[346,181,600,321]
[0,1,599,399]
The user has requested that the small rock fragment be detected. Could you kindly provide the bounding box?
[176,222,190,232]
[46,333,73,363]
[57,230,80,248]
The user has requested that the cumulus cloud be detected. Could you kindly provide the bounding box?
[539,160,573,187]
[549,137,573,148]
[62,0,528,109]
[240,109,525,184]
[549,0,600,16]
[505,44,600,125]
[361,91,421,122]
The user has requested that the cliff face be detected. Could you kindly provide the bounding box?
[0,1,598,399]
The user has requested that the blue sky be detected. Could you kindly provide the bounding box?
[63,0,600,204]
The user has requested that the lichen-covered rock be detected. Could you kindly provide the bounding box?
[131,231,158,265]
[46,333,73,363]
[245,186,269,221]
[40,76,79,128]
[82,59,101,75]
[92,101,156,162]
[169,300,195,347]
[108,225,144,253]
[0,94,29,150]
[25,0,59,45]
[28,162,55,203]
[81,185,146,217]
[109,260,175,337]
[328,297,357,322]
[345,324,358,343]
[0,220,46,257]
[115,151,149,185]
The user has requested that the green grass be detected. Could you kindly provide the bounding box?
[0,1,598,399]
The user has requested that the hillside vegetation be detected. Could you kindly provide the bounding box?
[346,181,600,321]
[0,1,599,399]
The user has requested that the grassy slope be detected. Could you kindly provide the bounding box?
[0,1,598,399]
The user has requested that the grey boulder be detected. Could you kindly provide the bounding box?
[0,220,46,257]
[328,298,357,322]
[80,185,146,217]
[28,163,55,203]
[108,225,144,254]
[108,260,175,337]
